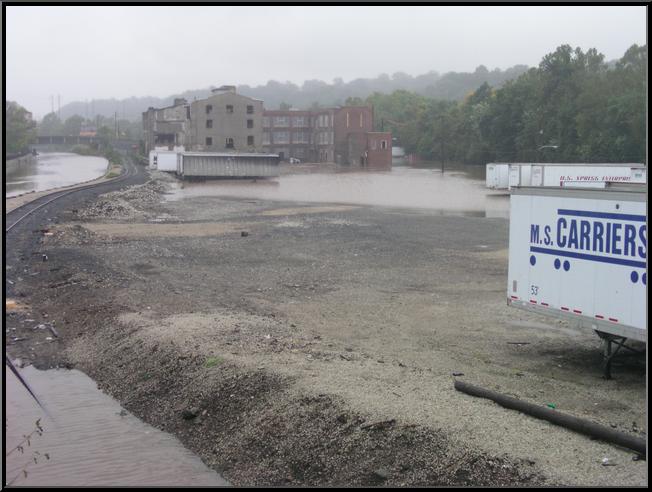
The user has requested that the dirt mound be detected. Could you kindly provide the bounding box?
[66,314,545,487]
[79,180,167,220]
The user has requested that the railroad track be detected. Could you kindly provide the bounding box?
[5,156,140,234]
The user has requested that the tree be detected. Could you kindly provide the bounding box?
[5,101,36,155]
[38,112,64,136]
[63,115,84,136]
[345,96,365,106]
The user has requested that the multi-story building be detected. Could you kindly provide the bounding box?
[262,109,314,162]
[142,86,262,153]
[143,88,391,168]
[189,85,263,152]
[142,98,190,152]
[262,105,391,168]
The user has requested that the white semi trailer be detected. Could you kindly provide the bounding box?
[507,185,646,377]
[509,164,533,189]
[529,163,646,189]
[485,163,510,189]
[149,147,185,172]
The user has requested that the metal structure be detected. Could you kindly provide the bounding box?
[509,163,646,189]
[177,152,280,178]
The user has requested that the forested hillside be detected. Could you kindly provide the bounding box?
[370,44,646,164]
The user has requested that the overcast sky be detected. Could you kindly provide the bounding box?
[6,5,647,118]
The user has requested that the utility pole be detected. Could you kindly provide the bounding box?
[50,95,54,115]
[115,111,118,138]
[57,94,61,119]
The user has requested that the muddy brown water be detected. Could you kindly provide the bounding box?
[166,162,509,218]
[5,153,109,198]
[4,365,229,486]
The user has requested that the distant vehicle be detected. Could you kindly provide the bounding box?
[507,184,646,377]
[288,157,301,164]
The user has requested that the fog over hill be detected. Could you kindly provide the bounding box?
[56,65,529,122]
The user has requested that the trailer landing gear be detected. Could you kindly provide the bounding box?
[595,331,644,380]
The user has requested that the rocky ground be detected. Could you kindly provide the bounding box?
[5,169,647,486]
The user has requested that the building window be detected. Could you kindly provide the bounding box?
[247,105,254,114]
[272,131,290,144]
[226,105,234,113]
[206,119,213,129]
[206,137,212,146]
[292,131,309,144]
[186,107,191,119]
[247,136,254,146]
[381,140,387,150]
[273,116,289,127]
[206,105,212,114]
[262,132,271,145]
[226,138,234,149]
[263,116,271,127]
[247,119,254,129]
[346,112,350,128]
[292,116,307,127]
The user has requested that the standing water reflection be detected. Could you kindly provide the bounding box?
[5,366,229,486]
[5,153,109,198]
[167,161,508,218]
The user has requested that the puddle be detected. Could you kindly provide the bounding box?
[4,365,229,486]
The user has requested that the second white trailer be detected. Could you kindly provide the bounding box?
[530,163,646,188]
[508,164,533,189]
[485,163,510,189]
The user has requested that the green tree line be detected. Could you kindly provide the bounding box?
[368,44,646,164]
[37,113,143,140]
[5,101,37,156]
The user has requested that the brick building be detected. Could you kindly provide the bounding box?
[143,88,391,168]
[261,105,391,168]
[263,109,314,162]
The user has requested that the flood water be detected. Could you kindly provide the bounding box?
[5,153,109,198]
[167,161,509,218]
[4,365,228,486]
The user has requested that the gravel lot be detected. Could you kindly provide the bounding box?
[5,169,646,486]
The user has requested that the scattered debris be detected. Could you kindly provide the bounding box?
[602,457,617,467]
[372,468,390,481]
[47,325,60,338]
[181,408,199,420]
[361,419,396,431]
[241,231,249,237]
